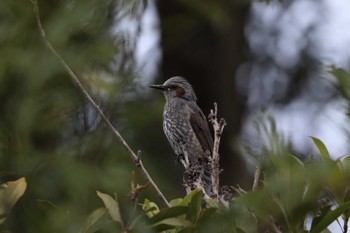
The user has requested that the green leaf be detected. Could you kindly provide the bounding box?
[0,177,27,225]
[177,227,195,233]
[141,199,160,218]
[80,207,108,233]
[235,190,279,220]
[336,155,350,175]
[96,191,122,224]
[186,191,203,223]
[198,207,217,222]
[310,137,331,160]
[151,217,192,228]
[169,198,183,207]
[310,200,350,233]
[37,199,61,212]
[149,206,191,232]
[149,206,188,225]
[288,153,305,167]
[0,177,27,214]
[181,188,202,206]
[0,213,6,225]
[331,67,350,99]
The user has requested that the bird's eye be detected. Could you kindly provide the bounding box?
[167,85,176,91]
[169,85,178,90]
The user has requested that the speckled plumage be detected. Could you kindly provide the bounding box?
[163,97,210,160]
[150,76,213,191]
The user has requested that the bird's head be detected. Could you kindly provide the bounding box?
[149,76,197,101]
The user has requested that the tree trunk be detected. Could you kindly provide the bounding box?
[156,0,250,186]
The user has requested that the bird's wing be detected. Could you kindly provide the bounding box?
[187,102,213,154]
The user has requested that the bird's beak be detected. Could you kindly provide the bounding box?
[149,84,166,91]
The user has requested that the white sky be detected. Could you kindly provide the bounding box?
[239,0,350,165]
[240,2,350,231]
[111,0,160,85]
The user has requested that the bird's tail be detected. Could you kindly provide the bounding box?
[200,158,212,196]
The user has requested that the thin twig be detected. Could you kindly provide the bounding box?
[344,216,348,233]
[29,0,170,207]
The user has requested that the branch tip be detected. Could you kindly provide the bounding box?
[137,150,142,159]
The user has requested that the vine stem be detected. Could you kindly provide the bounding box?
[29,0,170,207]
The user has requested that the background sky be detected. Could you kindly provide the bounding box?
[239,0,350,161]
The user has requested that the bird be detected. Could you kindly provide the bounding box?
[150,76,213,193]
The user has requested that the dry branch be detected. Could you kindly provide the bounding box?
[208,102,227,200]
[29,0,170,207]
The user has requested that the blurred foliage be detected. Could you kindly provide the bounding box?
[0,177,27,225]
[2,0,350,232]
[331,66,350,116]
[0,0,176,232]
[63,137,350,232]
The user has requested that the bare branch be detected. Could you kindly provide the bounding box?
[29,0,170,207]
[208,102,226,200]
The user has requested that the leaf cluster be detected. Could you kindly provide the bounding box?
[134,137,350,233]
